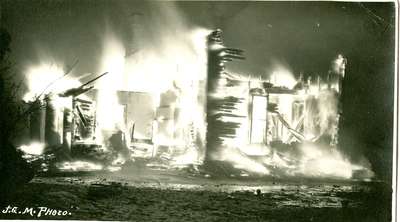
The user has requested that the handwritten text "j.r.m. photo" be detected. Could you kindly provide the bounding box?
[1,205,72,217]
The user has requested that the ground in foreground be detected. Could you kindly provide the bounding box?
[0,173,392,222]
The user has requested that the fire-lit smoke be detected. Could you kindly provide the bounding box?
[216,146,270,175]
[264,143,374,179]
[295,143,368,179]
[214,139,373,179]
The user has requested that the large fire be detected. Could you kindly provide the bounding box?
[19,3,372,181]
[88,26,210,162]
[203,30,371,180]
[23,63,81,103]
[18,142,45,156]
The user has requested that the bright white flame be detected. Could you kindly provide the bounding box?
[122,28,209,95]
[297,144,362,179]
[332,54,346,76]
[92,24,209,163]
[270,64,296,88]
[126,27,209,153]
[50,94,73,109]
[23,63,80,102]
[96,31,126,133]
[210,60,372,179]
[18,142,45,155]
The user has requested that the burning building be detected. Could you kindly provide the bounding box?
[202,30,365,179]
[205,29,344,153]
[20,28,369,179]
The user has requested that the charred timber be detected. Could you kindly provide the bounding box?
[205,29,245,162]
[59,72,108,97]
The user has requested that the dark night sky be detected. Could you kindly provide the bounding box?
[0,0,396,180]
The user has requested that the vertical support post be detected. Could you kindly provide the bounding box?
[39,100,46,143]
[264,92,269,145]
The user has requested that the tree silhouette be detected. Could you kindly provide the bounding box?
[0,28,34,197]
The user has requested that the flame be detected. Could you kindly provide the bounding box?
[269,64,296,88]
[122,28,210,95]
[23,63,80,102]
[213,142,373,179]
[332,54,346,76]
[95,31,126,133]
[296,143,366,179]
[18,142,45,155]
[91,23,209,161]
[208,57,373,179]
[20,6,365,179]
